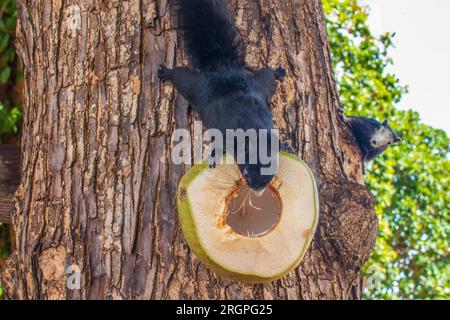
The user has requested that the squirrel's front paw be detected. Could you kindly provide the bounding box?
[280,142,294,154]
[274,67,287,80]
[337,108,347,122]
[158,65,172,81]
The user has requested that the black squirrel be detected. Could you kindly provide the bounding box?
[338,108,402,172]
[158,0,287,192]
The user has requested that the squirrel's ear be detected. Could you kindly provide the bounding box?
[394,136,402,143]
[381,119,389,127]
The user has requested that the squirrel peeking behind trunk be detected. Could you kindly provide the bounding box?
[158,0,287,192]
[338,108,402,173]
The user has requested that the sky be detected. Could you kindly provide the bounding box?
[362,0,450,134]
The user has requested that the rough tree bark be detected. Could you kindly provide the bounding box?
[1,0,378,299]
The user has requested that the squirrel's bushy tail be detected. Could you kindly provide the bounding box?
[174,0,245,70]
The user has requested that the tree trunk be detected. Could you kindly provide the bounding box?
[1,0,378,300]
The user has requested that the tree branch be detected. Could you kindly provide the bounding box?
[0,144,20,224]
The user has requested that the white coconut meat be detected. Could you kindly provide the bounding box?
[177,153,319,282]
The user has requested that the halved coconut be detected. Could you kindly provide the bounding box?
[177,152,319,283]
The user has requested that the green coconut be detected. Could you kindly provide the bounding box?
[177,152,319,283]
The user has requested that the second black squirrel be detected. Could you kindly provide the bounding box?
[338,108,402,173]
[158,0,287,192]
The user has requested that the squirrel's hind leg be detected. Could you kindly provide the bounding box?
[274,67,287,80]
[158,66,207,107]
[253,67,286,104]
[157,65,173,81]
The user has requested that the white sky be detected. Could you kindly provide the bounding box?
[362,0,450,134]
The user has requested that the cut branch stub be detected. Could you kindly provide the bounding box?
[0,144,20,224]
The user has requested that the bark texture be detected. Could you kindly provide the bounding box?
[1,0,378,300]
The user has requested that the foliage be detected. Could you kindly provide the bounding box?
[0,103,20,136]
[323,0,450,299]
[0,0,21,142]
[0,0,16,84]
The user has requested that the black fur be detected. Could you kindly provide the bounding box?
[159,0,287,191]
[338,108,402,173]
[345,116,388,161]
[173,0,245,70]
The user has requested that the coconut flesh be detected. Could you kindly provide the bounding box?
[177,152,319,283]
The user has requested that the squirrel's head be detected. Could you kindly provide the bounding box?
[370,119,402,148]
[236,132,279,193]
[240,164,274,194]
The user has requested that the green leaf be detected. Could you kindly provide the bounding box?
[0,66,11,83]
